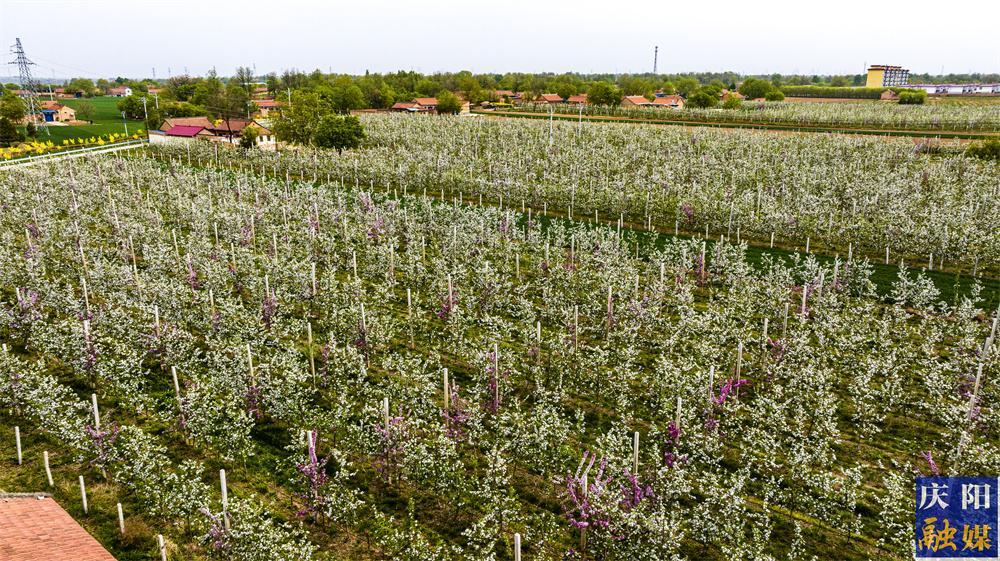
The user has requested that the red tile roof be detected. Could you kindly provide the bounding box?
[412,97,438,107]
[538,93,563,102]
[0,493,116,561]
[161,117,213,130]
[391,102,418,110]
[39,101,66,110]
[255,99,282,108]
[567,94,587,103]
[622,95,651,105]
[652,95,683,106]
[165,125,208,137]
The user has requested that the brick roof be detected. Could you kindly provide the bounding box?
[538,93,563,102]
[652,95,683,105]
[412,97,438,106]
[165,125,208,137]
[162,117,213,130]
[0,494,116,561]
[567,94,587,103]
[623,95,651,105]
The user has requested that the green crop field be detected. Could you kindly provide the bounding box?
[18,96,146,143]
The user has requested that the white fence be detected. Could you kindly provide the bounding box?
[0,139,148,169]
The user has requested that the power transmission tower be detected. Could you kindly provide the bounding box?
[653,45,658,75]
[9,38,47,135]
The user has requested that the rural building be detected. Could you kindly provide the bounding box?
[865,65,910,88]
[567,94,588,104]
[536,93,564,104]
[0,493,116,561]
[494,90,521,102]
[719,90,746,101]
[159,116,214,132]
[164,124,214,138]
[621,95,654,107]
[108,86,132,97]
[254,99,283,117]
[38,100,76,122]
[391,101,419,112]
[652,94,684,109]
[412,97,439,111]
[908,83,1000,95]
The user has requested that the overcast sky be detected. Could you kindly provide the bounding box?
[2,0,998,80]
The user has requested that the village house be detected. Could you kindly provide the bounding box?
[38,100,76,122]
[254,98,283,117]
[567,93,588,105]
[391,101,420,112]
[621,95,654,107]
[108,86,132,97]
[412,97,439,111]
[159,116,214,132]
[652,94,684,109]
[536,93,564,104]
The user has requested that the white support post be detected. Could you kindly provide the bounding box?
[117,502,125,534]
[44,451,53,486]
[91,393,100,430]
[15,426,22,465]
[79,475,88,514]
[632,431,639,474]
[220,468,229,530]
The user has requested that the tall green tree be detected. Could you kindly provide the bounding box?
[435,91,462,114]
[587,82,622,106]
[271,91,330,144]
[686,89,718,108]
[0,117,24,146]
[676,77,700,96]
[75,100,96,123]
[0,91,26,122]
[312,114,365,152]
[737,77,774,100]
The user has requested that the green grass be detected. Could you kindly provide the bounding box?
[19,96,146,143]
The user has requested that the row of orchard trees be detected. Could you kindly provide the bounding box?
[0,151,996,559]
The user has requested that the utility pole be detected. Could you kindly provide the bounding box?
[122,111,129,136]
[653,45,658,75]
[9,38,46,136]
[141,96,148,131]
[287,88,292,107]
[153,93,159,109]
